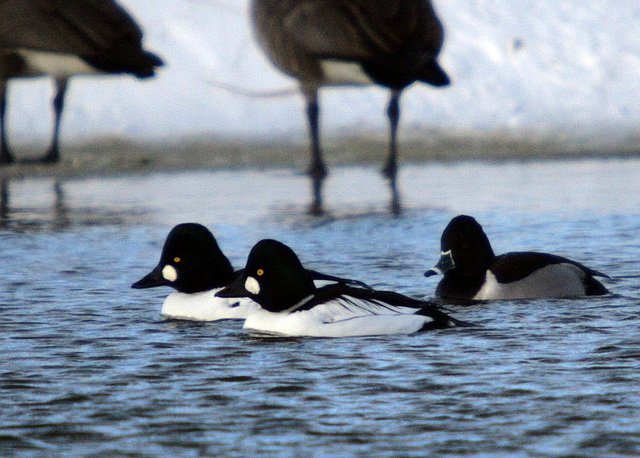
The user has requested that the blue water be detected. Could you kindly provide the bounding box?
[1,158,639,456]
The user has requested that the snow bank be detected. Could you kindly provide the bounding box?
[6,0,640,148]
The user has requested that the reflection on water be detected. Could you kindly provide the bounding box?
[310,173,401,216]
[1,179,7,225]
[1,159,640,456]
[4,158,637,230]
[0,178,149,231]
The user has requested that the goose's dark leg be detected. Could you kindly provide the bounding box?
[0,80,14,165]
[303,86,327,180]
[382,89,401,180]
[42,78,68,164]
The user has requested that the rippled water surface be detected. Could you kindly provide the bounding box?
[2,159,640,456]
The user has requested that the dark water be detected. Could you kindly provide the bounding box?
[1,159,639,456]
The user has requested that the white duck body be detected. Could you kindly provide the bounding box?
[161,288,260,321]
[243,295,447,337]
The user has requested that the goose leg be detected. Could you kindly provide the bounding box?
[42,78,68,164]
[382,89,401,180]
[303,86,327,180]
[0,80,14,165]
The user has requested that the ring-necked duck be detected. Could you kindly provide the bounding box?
[424,215,609,300]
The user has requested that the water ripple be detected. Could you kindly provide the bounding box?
[2,162,640,455]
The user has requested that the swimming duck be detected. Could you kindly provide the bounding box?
[424,215,609,300]
[132,223,368,321]
[217,238,461,337]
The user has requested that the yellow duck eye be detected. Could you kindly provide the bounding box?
[174,257,181,263]
[257,269,264,276]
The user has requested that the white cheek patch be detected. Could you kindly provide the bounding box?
[162,265,178,282]
[245,276,261,295]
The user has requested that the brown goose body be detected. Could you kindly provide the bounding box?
[0,0,163,164]
[251,0,449,180]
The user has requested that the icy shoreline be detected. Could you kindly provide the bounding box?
[1,130,637,180]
